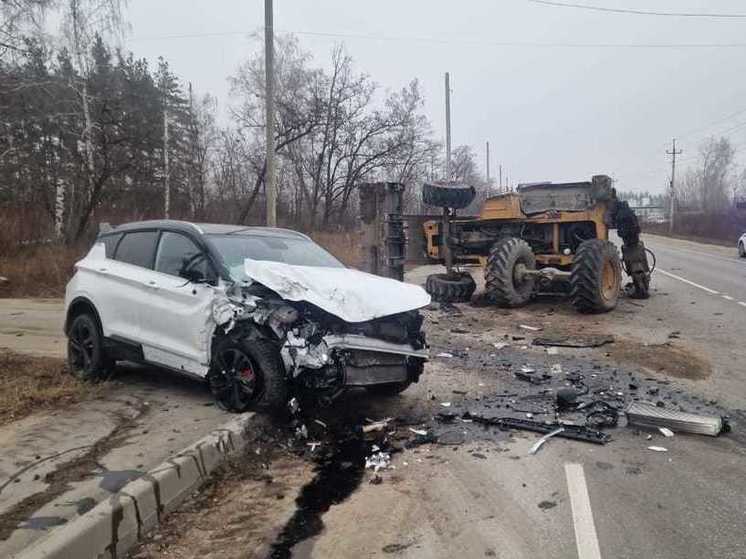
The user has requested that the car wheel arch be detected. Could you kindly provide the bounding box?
[65,297,104,336]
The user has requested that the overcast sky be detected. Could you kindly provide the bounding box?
[122,0,746,194]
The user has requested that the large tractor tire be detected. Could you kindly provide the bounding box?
[423,182,476,209]
[425,272,476,303]
[484,237,536,307]
[570,239,622,313]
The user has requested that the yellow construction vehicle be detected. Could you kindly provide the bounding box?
[422,175,652,312]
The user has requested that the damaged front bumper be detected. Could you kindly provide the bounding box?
[282,332,428,388]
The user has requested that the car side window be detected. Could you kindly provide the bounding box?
[113,231,159,269]
[99,233,122,258]
[155,231,212,280]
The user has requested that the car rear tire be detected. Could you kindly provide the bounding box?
[425,272,476,303]
[67,313,113,381]
[739,242,745,258]
[366,381,412,397]
[484,237,536,307]
[208,338,287,412]
[570,239,621,313]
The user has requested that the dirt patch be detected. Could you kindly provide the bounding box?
[129,419,314,559]
[0,351,104,426]
[607,339,711,380]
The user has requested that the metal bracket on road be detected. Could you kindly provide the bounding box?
[462,412,611,445]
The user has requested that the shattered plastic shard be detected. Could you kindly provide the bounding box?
[647,446,668,452]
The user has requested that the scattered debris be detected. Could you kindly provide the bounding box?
[463,412,611,444]
[436,352,454,358]
[362,419,392,434]
[626,402,729,436]
[493,342,509,350]
[440,402,452,407]
[408,428,428,436]
[528,427,565,455]
[288,397,301,415]
[550,364,563,375]
[365,450,391,472]
[556,387,579,409]
[519,324,543,332]
[647,446,668,452]
[658,427,674,438]
[546,347,559,355]
[533,334,614,348]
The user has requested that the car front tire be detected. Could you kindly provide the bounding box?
[208,338,288,413]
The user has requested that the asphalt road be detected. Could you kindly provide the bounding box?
[611,233,746,407]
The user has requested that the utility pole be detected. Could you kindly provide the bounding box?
[499,164,503,192]
[442,71,453,276]
[264,0,277,227]
[666,138,682,233]
[485,141,490,183]
[444,72,451,181]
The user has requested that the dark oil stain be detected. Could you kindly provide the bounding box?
[538,500,557,510]
[383,542,413,553]
[18,516,68,530]
[595,461,614,471]
[106,494,124,558]
[267,433,367,559]
[74,497,97,515]
[99,470,144,493]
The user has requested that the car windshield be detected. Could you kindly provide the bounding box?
[208,234,344,281]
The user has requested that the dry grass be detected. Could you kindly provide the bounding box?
[0,244,84,298]
[310,230,363,268]
[0,351,104,426]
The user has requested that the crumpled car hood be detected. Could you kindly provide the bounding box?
[244,260,431,323]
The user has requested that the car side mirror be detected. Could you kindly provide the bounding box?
[178,253,212,284]
[179,267,207,284]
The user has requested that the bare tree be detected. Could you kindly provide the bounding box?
[0,0,52,60]
[680,136,735,213]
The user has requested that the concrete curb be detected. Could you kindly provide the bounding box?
[13,413,254,559]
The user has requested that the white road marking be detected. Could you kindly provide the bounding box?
[657,269,720,295]
[722,295,735,301]
[739,302,746,308]
[565,463,603,559]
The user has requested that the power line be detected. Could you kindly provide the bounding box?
[127,28,746,49]
[527,0,746,18]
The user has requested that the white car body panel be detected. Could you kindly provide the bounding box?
[136,268,216,375]
[69,243,145,342]
[243,259,431,323]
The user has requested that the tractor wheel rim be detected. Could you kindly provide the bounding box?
[601,259,617,301]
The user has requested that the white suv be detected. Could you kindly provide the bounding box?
[65,221,430,411]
